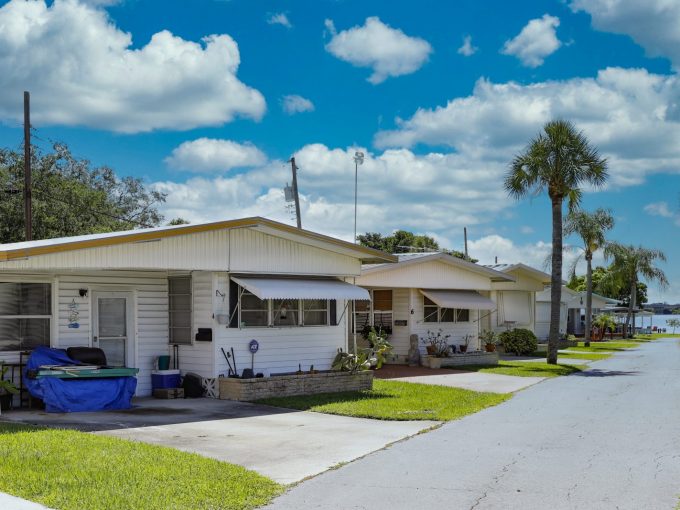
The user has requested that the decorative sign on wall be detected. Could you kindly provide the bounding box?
[394,320,408,327]
[248,339,259,353]
[68,299,80,329]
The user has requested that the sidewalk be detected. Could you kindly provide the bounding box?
[0,492,54,510]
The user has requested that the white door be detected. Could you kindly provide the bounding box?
[92,292,134,367]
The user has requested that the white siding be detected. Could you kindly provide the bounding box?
[0,231,230,271]
[214,273,348,376]
[176,271,215,378]
[57,272,169,397]
[357,261,492,290]
[229,229,359,276]
[410,288,481,352]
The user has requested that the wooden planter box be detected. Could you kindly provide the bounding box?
[219,371,373,402]
[422,351,499,369]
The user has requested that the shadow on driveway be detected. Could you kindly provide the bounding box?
[572,369,640,377]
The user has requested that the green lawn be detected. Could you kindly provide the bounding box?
[565,341,640,352]
[555,351,612,361]
[454,360,584,378]
[257,379,510,421]
[0,423,282,510]
[634,333,680,340]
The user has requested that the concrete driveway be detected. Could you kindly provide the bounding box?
[266,337,680,509]
[1,397,436,485]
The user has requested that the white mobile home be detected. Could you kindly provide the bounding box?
[483,263,552,337]
[0,217,395,396]
[354,253,514,358]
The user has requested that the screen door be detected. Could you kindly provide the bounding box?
[93,293,132,367]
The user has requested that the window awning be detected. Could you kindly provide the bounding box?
[420,289,495,310]
[231,277,371,301]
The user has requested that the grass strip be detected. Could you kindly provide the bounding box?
[257,379,510,421]
[0,422,282,510]
[453,361,584,378]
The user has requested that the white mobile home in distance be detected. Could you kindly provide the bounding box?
[483,263,552,337]
[0,217,395,396]
[354,253,514,359]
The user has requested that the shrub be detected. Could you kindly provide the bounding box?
[499,328,537,356]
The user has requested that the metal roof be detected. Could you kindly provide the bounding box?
[0,217,396,264]
[362,252,515,282]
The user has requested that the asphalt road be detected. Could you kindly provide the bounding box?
[266,338,680,510]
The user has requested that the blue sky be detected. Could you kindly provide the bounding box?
[0,0,678,302]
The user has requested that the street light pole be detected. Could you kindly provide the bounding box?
[353,151,364,244]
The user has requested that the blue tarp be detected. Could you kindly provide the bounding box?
[24,346,137,413]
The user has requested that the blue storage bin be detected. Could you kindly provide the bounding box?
[151,370,181,389]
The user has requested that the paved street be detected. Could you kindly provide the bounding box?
[267,338,680,510]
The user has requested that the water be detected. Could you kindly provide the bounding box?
[635,314,680,332]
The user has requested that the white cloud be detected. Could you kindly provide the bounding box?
[468,235,552,269]
[571,0,680,69]
[165,139,267,173]
[644,201,680,226]
[0,0,265,133]
[501,14,562,67]
[520,226,535,234]
[324,16,432,84]
[281,95,315,115]
[457,35,478,57]
[375,67,680,187]
[153,144,511,241]
[267,12,292,29]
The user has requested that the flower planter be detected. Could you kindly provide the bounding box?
[422,356,443,369]
[484,344,497,352]
[423,352,499,368]
[219,370,373,401]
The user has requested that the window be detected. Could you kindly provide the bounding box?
[354,299,371,332]
[240,291,269,327]
[424,296,438,323]
[0,282,51,351]
[273,299,299,326]
[423,295,470,324]
[303,299,328,326]
[169,276,192,344]
[372,290,393,331]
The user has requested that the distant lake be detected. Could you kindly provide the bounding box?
[635,314,680,331]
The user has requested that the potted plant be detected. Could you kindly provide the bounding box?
[459,334,475,353]
[366,328,393,369]
[480,330,498,352]
[421,330,451,368]
[0,363,19,413]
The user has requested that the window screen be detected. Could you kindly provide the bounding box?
[0,282,51,351]
[169,276,192,344]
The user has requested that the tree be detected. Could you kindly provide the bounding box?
[357,230,478,262]
[505,120,608,364]
[666,318,680,334]
[604,243,668,338]
[565,208,614,346]
[167,217,190,226]
[0,143,165,242]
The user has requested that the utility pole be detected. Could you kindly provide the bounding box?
[289,157,301,229]
[464,227,468,259]
[23,91,32,241]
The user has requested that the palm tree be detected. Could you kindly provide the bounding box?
[564,208,615,346]
[505,120,608,364]
[604,243,668,338]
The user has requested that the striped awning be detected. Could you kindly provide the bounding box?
[231,277,370,301]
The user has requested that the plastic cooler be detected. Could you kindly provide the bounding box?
[151,369,181,390]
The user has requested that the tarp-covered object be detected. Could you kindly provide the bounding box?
[24,346,137,413]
